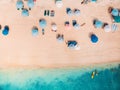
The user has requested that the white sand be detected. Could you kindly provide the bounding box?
[0,0,120,68]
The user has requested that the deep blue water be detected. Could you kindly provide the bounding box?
[0,64,120,90]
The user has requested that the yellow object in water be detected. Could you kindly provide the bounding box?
[91,71,95,79]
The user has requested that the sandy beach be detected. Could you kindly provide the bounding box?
[0,0,120,68]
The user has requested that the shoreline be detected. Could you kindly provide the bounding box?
[0,61,119,70]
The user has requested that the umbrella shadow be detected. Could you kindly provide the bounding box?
[93,19,98,25]
[4,25,9,30]
[39,18,45,22]
[88,32,94,38]
[0,25,2,30]
[32,26,38,30]
[72,20,77,26]
[51,22,56,25]
[73,8,79,12]
[65,21,69,25]
[22,8,29,12]
[66,8,71,13]
[108,7,115,22]
[108,6,113,13]
[56,34,64,38]
[103,23,108,28]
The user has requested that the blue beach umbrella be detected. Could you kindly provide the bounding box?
[22,9,29,16]
[32,27,39,36]
[27,0,34,9]
[90,34,98,43]
[111,9,119,16]
[67,41,77,48]
[94,20,103,28]
[2,26,9,36]
[39,19,47,29]
[113,16,120,23]
[16,0,24,10]
[91,0,97,2]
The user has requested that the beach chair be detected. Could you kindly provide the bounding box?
[111,23,118,32]
[50,10,55,17]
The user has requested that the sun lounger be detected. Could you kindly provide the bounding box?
[111,23,118,32]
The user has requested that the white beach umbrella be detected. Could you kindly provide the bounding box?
[56,35,64,43]
[104,25,111,32]
[73,24,80,30]
[67,10,73,16]
[52,24,57,32]
[56,0,63,8]
[74,10,80,16]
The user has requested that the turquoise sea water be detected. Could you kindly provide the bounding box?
[0,64,120,90]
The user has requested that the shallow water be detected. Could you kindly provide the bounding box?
[0,64,120,90]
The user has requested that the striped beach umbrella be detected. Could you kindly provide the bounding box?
[39,19,47,29]
[22,9,29,16]
[2,26,9,36]
[111,9,119,16]
[94,20,103,28]
[90,34,98,43]
[16,0,24,10]
[32,27,39,36]
[27,0,34,9]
